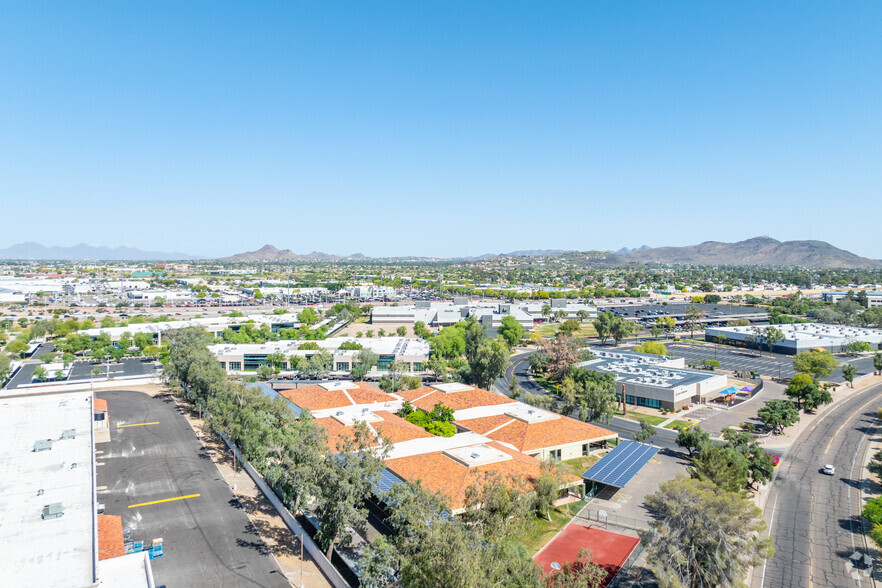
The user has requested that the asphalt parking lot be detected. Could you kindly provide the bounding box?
[97,390,288,588]
[605,302,766,320]
[68,357,160,381]
[667,342,876,382]
[667,342,797,378]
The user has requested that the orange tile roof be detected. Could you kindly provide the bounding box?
[93,398,108,413]
[454,414,615,452]
[279,382,395,411]
[384,441,581,511]
[313,410,434,452]
[397,386,517,412]
[97,515,125,560]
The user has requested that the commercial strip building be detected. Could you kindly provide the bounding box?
[274,381,616,514]
[704,323,882,354]
[822,291,882,307]
[579,347,727,411]
[209,336,432,375]
[0,390,153,587]
[79,312,320,343]
[371,298,598,329]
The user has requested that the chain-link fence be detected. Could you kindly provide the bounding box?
[578,508,651,532]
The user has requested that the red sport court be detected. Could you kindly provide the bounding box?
[534,523,640,586]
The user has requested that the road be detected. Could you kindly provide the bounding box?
[98,390,289,588]
[756,381,881,588]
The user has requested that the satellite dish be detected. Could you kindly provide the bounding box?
[550,562,561,571]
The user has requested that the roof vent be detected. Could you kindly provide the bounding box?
[41,503,64,520]
[34,439,52,452]
[60,429,76,440]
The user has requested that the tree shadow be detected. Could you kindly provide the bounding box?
[838,477,866,490]
[235,537,271,556]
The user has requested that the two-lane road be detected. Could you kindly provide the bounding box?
[756,382,881,588]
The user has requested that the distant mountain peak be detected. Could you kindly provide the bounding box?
[0,242,197,261]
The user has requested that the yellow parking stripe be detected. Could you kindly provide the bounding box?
[117,421,160,428]
[129,494,200,508]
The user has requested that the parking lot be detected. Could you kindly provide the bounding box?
[666,342,876,382]
[97,390,288,587]
[68,357,160,382]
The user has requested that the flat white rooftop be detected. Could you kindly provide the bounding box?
[0,391,96,587]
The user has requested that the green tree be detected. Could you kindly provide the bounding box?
[689,444,749,493]
[757,399,799,434]
[875,352,882,376]
[609,315,635,346]
[785,372,832,412]
[314,421,389,557]
[645,476,774,588]
[793,348,838,382]
[33,365,48,381]
[785,372,815,410]
[498,316,526,346]
[762,326,784,354]
[0,353,12,382]
[133,332,153,351]
[633,341,668,355]
[675,425,709,457]
[635,419,655,444]
[557,318,580,337]
[684,305,704,339]
[841,363,857,387]
[265,353,287,371]
[592,312,614,346]
[533,461,563,522]
[297,307,319,326]
[466,338,509,390]
[351,349,379,381]
[396,326,407,337]
[413,321,430,339]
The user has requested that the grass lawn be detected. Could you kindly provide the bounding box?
[535,323,598,338]
[532,374,560,394]
[620,411,667,426]
[558,455,600,478]
[520,500,587,556]
[663,419,694,430]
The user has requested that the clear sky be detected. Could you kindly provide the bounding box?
[1,2,881,259]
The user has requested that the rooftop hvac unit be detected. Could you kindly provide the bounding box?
[34,439,52,452]
[60,429,76,440]
[41,503,64,520]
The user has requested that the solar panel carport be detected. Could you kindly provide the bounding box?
[581,440,660,489]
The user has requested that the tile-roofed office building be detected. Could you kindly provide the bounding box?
[384,439,582,514]
[279,381,399,412]
[313,409,433,452]
[453,402,617,461]
[397,383,518,412]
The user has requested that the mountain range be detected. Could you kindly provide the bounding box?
[218,244,367,262]
[0,242,197,261]
[0,238,877,268]
[616,237,880,269]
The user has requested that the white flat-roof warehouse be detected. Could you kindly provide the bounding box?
[705,323,882,355]
[0,391,153,587]
[579,347,727,411]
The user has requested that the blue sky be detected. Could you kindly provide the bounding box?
[1,2,880,258]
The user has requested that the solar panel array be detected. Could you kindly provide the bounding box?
[375,467,407,494]
[581,440,660,488]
